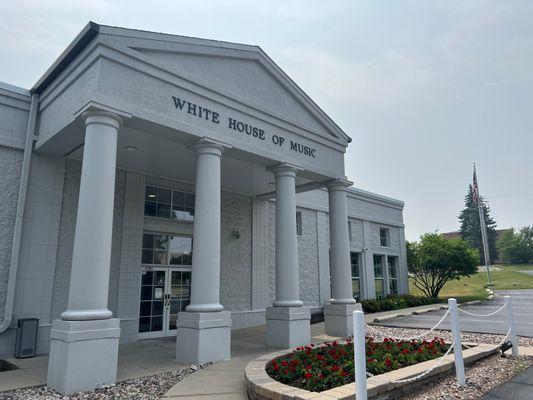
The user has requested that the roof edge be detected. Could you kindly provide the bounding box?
[0,81,30,97]
[31,21,100,95]
[347,186,404,208]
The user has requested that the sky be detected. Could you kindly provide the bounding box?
[1,0,532,240]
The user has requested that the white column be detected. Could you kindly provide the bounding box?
[187,140,224,312]
[265,163,310,348]
[176,138,231,364]
[61,110,122,321]
[273,164,302,307]
[328,180,357,304]
[48,110,123,394]
[324,179,360,337]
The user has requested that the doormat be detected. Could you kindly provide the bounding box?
[0,359,18,372]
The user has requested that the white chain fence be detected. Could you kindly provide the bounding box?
[457,302,507,318]
[365,307,451,341]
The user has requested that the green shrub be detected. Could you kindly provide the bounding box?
[361,294,433,314]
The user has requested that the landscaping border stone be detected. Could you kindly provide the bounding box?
[245,343,498,400]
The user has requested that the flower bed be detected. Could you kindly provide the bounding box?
[265,337,449,392]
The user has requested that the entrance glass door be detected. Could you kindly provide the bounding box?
[138,267,191,339]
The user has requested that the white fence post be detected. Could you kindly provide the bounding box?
[448,298,466,386]
[353,310,367,400]
[504,295,519,356]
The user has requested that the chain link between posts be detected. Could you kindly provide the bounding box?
[457,302,507,318]
[365,307,451,341]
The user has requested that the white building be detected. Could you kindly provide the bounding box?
[0,23,408,394]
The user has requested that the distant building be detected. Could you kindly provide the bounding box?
[440,229,512,263]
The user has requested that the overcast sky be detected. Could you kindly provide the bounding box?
[1,0,532,240]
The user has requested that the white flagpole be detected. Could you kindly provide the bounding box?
[474,164,492,286]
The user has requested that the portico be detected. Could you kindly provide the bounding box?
[0,22,409,396]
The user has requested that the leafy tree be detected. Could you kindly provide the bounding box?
[496,226,533,264]
[407,233,479,301]
[458,184,497,264]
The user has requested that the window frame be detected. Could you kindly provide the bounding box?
[379,227,390,247]
[144,184,196,223]
[373,254,386,299]
[296,211,303,237]
[350,251,362,301]
[141,232,193,267]
[387,255,399,295]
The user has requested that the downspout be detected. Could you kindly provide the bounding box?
[0,93,39,334]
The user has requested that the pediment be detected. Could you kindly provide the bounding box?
[95,25,350,146]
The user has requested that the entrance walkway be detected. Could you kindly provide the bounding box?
[163,323,331,399]
[0,337,188,393]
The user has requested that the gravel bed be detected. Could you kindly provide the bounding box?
[397,354,532,400]
[0,363,213,400]
[366,325,533,347]
[368,326,533,399]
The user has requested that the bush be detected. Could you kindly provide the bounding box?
[360,294,434,314]
[266,337,448,392]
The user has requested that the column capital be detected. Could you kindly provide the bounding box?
[191,137,232,157]
[82,110,124,130]
[267,162,301,178]
[326,178,353,192]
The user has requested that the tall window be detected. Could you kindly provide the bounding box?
[144,186,195,222]
[373,254,385,299]
[379,228,390,247]
[348,220,353,243]
[350,252,361,301]
[142,233,192,266]
[296,211,303,236]
[388,256,399,295]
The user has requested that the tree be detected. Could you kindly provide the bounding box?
[407,233,479,301]
[496,226,533,264]
[458,184,497,265]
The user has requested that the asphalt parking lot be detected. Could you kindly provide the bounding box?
[375,290,533,337]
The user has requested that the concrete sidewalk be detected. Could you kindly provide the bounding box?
[482,365,533,399]
[162,304,446,399]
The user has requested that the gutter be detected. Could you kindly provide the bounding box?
[0,93,39,333]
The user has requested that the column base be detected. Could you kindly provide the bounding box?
[47,318,120,394]
[324,303,362,337]
[265,306,310,348]
[176,311,231,364]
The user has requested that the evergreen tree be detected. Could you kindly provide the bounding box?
[458,184,497,265]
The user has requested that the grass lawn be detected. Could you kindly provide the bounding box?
[409,264,533,303]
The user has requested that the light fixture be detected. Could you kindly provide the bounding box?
[500,340,513,357]
[148,194,156,198]
[232,229,241,240]
[124,145,138,152]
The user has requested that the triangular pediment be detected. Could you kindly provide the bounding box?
[133,49,335,137]
[95,25,351,146]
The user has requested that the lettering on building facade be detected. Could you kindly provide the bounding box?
[171,95,316,158]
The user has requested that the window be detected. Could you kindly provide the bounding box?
[350,252,361,301]
[373,254,385,299]
[380,228,390,247]
[348,220,353,243]
[296,211,303,236]
[144,186,195,222]
[142,233,192,266]
[388,256,399,295]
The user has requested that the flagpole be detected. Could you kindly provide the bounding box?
[473,164,492,286]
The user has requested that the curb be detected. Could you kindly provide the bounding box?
[245,343,498,400]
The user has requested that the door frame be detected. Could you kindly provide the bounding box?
[138,266,191,340]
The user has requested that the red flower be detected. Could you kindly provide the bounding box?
[281,361,288,366]
[305,365,312,370]
[273,365,279,371]
[402,348,409,354]
[304,372,312,379]
[385,358,392,367]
